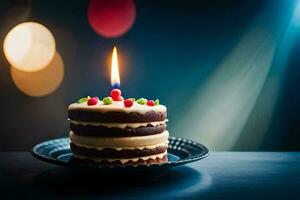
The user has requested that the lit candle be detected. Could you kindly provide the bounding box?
[111,46,120,89]
[110,46,123,101]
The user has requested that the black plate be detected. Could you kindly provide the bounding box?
[32,136,208,173]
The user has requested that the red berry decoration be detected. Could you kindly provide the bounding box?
[111,89,122,101]
[147,100,155,106]
[87,97,98,106]
[124,99,133,107]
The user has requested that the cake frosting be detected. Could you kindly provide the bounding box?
[71,141,169,151]
[70,120,167,129]
[72,152,167,164]
[68,96,169,166]
[69,101,167,114]
[69,130,169,148]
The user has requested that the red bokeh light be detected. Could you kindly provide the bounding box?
[88,0,136,38]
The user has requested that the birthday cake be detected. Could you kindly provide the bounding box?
[68,89,168,166]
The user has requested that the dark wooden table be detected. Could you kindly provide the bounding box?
[0,152,299,199]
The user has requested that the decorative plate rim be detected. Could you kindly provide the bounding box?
[31,136,209,169]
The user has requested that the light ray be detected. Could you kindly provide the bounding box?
[176,29,276,150]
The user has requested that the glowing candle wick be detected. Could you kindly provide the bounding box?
[112,83,120,89]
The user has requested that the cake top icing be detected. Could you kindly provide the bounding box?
[68,100,167,114]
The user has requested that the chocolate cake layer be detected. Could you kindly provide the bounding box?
[70,143,167,158]
[68,110,166,123]
[71,155,168,166]
[70,123,166,137]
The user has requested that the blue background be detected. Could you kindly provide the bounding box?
[0,0,300,151]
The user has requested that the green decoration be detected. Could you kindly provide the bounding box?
[77,96,90,103]
[103,97,113,105]
[137,98,147,105]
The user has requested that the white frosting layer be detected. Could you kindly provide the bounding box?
[69,131,169,148]
[70,120,167,129]
[73,151,167,164]
[68,101,167,114]
[72,141,168,151]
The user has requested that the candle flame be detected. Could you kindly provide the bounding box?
[111,46,120,88]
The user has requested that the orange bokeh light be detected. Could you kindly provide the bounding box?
[10,52,64,97]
